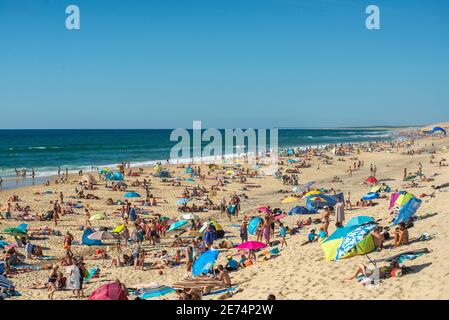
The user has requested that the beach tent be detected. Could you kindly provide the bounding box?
[321,223,376,261]
[288,206,309,215]
[394,197,422,225]
[192,249,219,276]
[306,193,344,213]
[124,191,141,198]
[156,170,171,178]
[362,192,380,201]
[200,220,225,238]
[89,281,128,300]
[248,217,261,235]
[429,127,447,136]
[105,172,124,181]
[82,228,103,246]
[389,191,416,209]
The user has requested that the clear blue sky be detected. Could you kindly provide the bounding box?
[1,0,448,129]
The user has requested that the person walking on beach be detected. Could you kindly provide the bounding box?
[335,197,345,225]
[240,221,248,243]
[85,209,92,228]
[0,176,2,191]
[64,231,74,256]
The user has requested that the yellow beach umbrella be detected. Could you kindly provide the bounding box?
[281,196,299,203]
[112,224,125,233]
[304,190,321,197]
[226,170,234,175]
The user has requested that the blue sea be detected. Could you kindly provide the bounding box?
[0,128,398,183]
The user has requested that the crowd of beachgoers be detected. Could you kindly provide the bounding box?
[1,125,449,300]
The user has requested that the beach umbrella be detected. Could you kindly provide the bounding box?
[345,216,375,229]
[308,196,326,212]
[0,274,14,289]
[235,241,267,250]
[281,196,299,204]
[334,224,377,261]
[88,231,118,241]
[256,206,269,214]
[199,220,223,233]
[89,281,128,300]
[1,228,27,237]
[168,220,189,232]
[139,284,175,299]
[303,190,321,198]
[272,213,287,221]
[429,127,447,136]
[89,213,106,221]
[176,198,189,206]
[172,275,228,290]
[287,159,296,164]
[248,217,261,235]
[112,224,125,233]
[192,249,219,276]
[124,191,141,198]
[226,170,234,175]
[181,213,199,220]
[366,176,378,183]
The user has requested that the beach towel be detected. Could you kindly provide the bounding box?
[395,252,425,264]
[204,286,237,296]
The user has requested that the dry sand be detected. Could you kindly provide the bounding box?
[1,127,449,300]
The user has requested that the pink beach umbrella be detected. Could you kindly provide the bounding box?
[256,206,269,214]
[235,241,268,250]
[272,214,287,221]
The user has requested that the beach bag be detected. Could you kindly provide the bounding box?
[243,260,253,267]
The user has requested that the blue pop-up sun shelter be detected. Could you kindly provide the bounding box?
[394,197,422,225]
[248,217,261,235]
[82,228,103,246]
[306,193,344,213]
[105,172,124,181]
[288,206,310,215]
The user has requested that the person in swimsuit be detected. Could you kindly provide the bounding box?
[262,216,272,245]
[321,206,331,236]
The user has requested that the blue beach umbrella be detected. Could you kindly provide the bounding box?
[288,206,309,215]
[248,217,261,235]
[176,198,189,206]
[168,220,189,232]
[124,191,141,198]
[335,224,377,261]
[394,197,422,225]
[345,216,375,229]
[192,249,219,276]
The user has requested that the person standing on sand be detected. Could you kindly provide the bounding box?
[0,176,2,191]
[85,209,92,228]
[335,197,345,225]
[53,201,60,227]
[59,192,64,204]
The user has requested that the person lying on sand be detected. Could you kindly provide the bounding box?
[348,260,401,283]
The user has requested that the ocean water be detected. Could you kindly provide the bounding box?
[0,129,397,181]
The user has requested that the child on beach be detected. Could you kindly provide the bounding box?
[279,223,287,248]
[301,229,319,246]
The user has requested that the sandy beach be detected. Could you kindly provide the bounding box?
[1,124,449,300]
